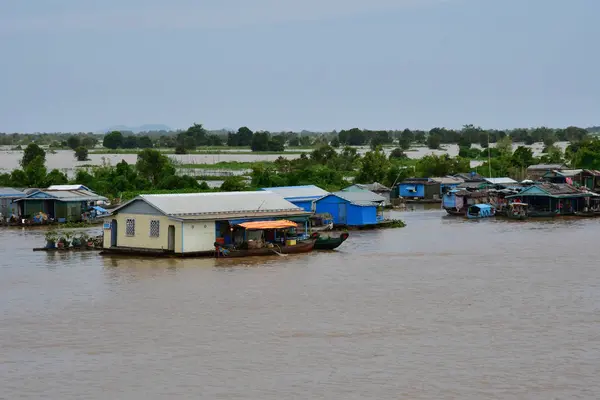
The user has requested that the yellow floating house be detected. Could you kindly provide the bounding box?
[101,191,312,257]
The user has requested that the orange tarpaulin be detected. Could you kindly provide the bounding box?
[237,220,298,230]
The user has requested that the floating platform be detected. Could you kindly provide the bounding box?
[33,247,102,252]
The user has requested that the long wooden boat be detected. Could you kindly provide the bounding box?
[314,233,349,250]
[573,210,600,217]
[214,236,318,258]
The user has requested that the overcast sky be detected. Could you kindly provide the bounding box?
[1,0,598,133]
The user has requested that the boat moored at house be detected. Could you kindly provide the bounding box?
[466,204,496,219]
[101,191,313,258]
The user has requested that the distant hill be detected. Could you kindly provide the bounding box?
[103,124,172,133]
[587,126,600,133]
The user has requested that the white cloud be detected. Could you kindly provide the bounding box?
[0,0,445,33]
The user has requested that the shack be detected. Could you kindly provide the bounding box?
[542,169,600,192]
[430,176,464,195]
[341,182,392,205]
[442,189,489,215]
[102,191,311,256]
[0,187,25,219]
[14,188,107,222]
[259,185,329,212]
[397,178,441,202]
[313,191,385,227]
[506,183,595,216]
[526,163,567,180]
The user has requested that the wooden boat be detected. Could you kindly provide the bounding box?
[504,202,528,220]
[214,235,318,258]
[573,210,600,217]
[314,232,349,250]
[466,204,495,219]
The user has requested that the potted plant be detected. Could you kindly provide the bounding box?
[45,229,59,249]
[58,231,73,248]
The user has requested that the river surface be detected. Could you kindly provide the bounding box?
[1,210,599,399]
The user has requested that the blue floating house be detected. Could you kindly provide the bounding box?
[313,191,386,227]
[397,178,441,201]
[260,185,329,212]
[14,187,108,222]
[0,187,25,218]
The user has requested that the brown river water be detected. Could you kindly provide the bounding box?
[1,209,600,399]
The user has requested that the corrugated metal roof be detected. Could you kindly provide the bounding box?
[47,184,91,191]
[128,191,304,217]
[343,182,391,192]
[17,189,107,202]
[430,176,464,184]
[331,190,386,205]
[556,169,583,177]
[260,185,329,199]
[527,163,566,170]
[483,177,518,184]
[0,187,26,197]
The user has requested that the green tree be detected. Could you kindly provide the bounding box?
[355,148,390,184]
[426,134,441,150]
[81,136,98,149]
[511,146,535,168]
[251,132,270,151]
[330,137,340,147]
[136,149,175,185]
[267,135,285,152]
[389,148,407,159]
[67,136,81,150]
[220,176,248,191]
[24,156,47,187]
[416,154,469,177]
[103,131,123,149]
[524,136,535,145]
[137,136,154,149]
[495,136,513,157]
[74,146,89,161]
[540,144,564,164]
[21,143,46,168]
[236,126,254,146]
[45,169,68,186]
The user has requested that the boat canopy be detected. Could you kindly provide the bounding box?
[236,220,298,230]
[509,202,528,207]
[470,204,494,211]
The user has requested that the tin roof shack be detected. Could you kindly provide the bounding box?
[506,183,595,216]
[313,191,385,227]
[397,178,441,202]
[0,187,25,219]
[260,185,329,212]
[526,163,567,180]
[430,176,464,195]
[454,172,485,182]
[542,169,600,192]
[15,188,107,223]
[342,182,392,205]
[102,191,311,256]
[442,189,489,215]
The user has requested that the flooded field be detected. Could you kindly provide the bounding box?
[1,210,599,399]
[0,142,569,175]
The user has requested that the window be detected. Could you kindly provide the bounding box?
[149,220,160,237]
[125,218,136,236]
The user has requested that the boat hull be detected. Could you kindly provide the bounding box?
[314,233,349,250]
[215,238,317,258]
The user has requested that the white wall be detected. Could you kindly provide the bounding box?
[182,220,216,253]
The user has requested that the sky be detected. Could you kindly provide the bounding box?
[1,0,599,133]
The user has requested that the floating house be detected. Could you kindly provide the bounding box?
[506,183,596,216]
[430,176,464,195]
[313,191,385,227]
[14,187,107,222]
[526,163,567,180]
[259,185,329,211]
[442,189,489,215]
[0,187,25,218]
[397,178,441,202]
[102,191,311,256]
[342,182,392,205]
[542,169,600,192]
